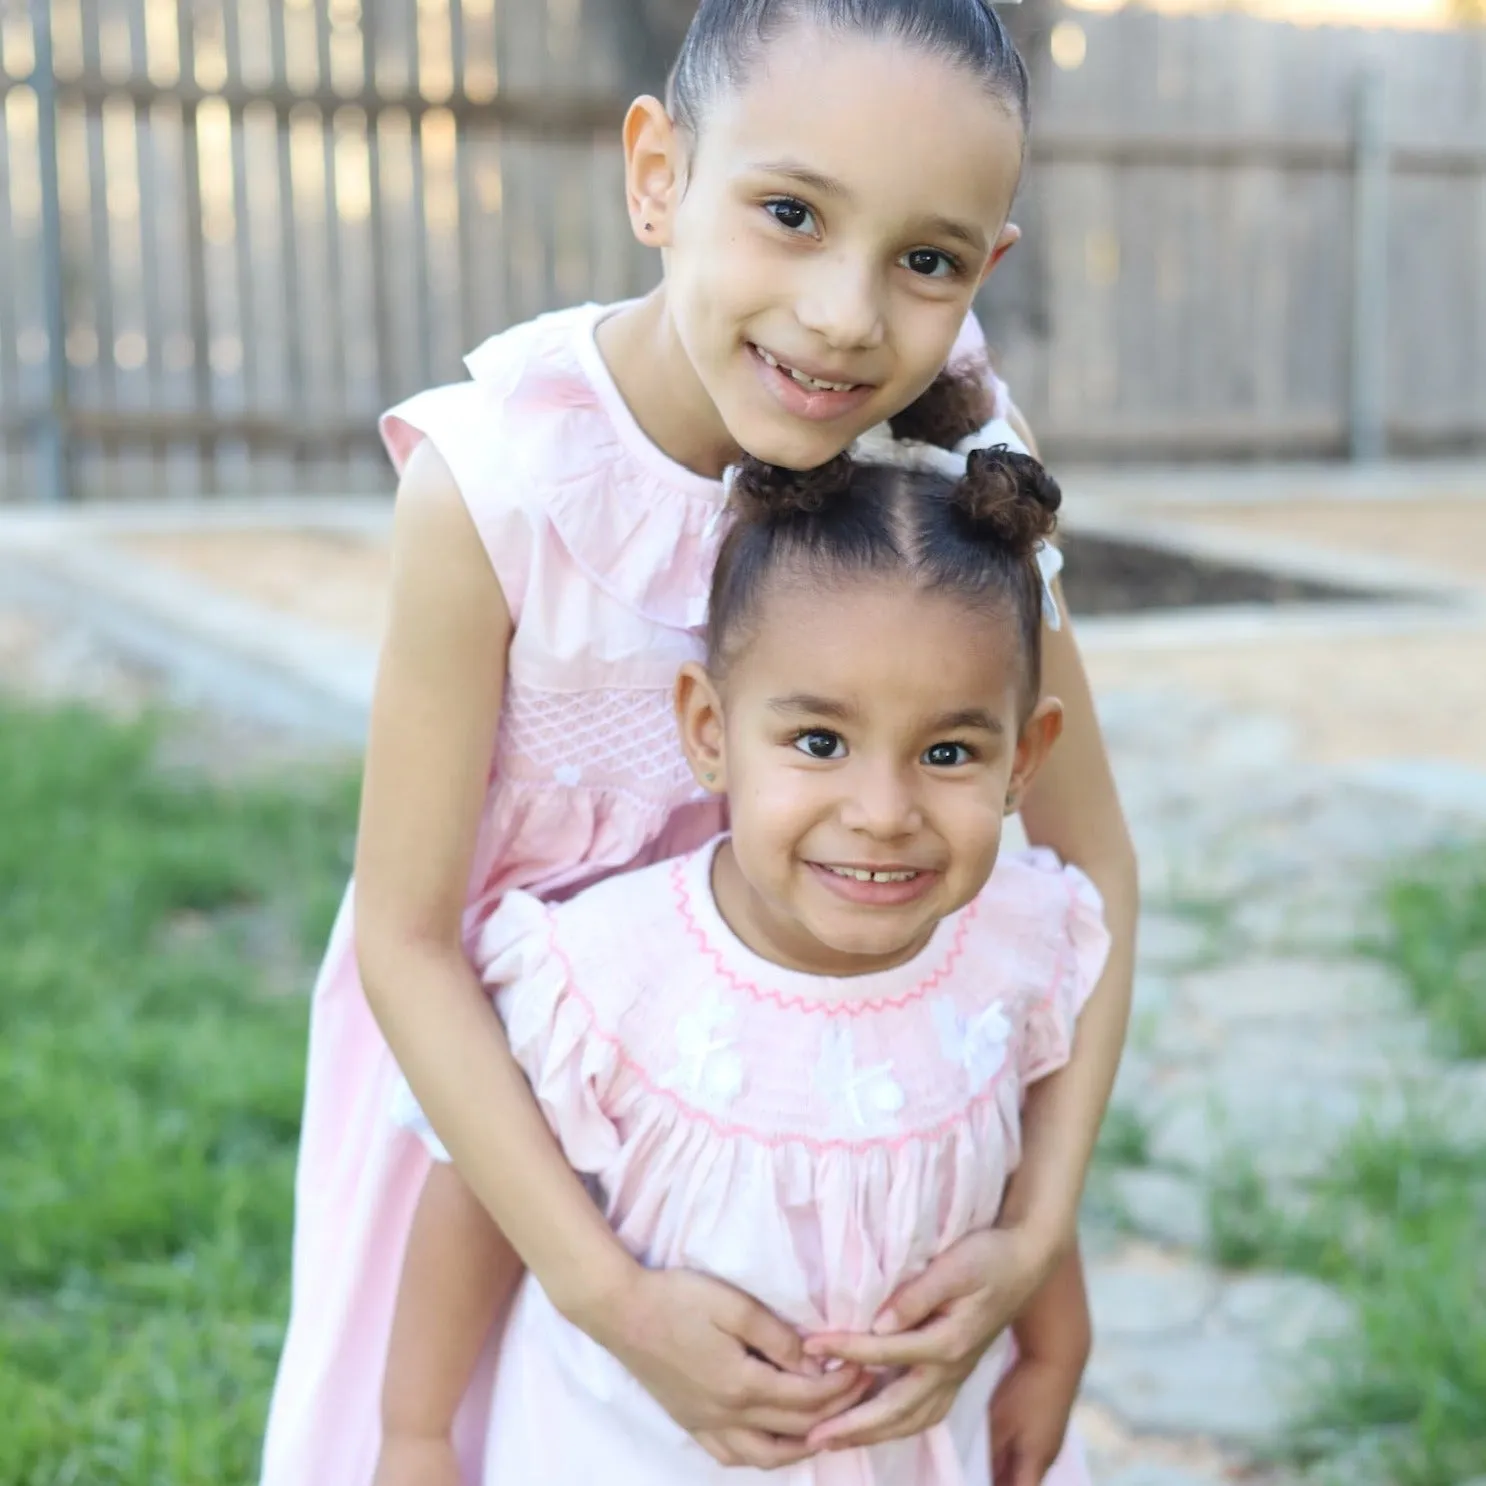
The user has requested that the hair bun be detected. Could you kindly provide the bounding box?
[954,446,1061,557]
[729,451,854,521]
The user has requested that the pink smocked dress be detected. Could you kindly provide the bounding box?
[409,838,1109,1485]
[259,301,1026,1486]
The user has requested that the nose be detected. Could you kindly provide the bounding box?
[839,757,922,840]
[794,253,886,353]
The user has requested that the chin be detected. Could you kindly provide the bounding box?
[812,915,932,966]
[725,412,856,473]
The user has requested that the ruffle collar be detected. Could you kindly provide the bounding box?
[464,302,727,634]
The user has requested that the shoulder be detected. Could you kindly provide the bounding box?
[380,303,610,497]
[967,850,1105,959]
[551,852,697,962]
[379,304,623,615]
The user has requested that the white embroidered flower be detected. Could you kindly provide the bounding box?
[660,989,745,1108]
[933,996,1012,1090]
[815,1023,904,1133]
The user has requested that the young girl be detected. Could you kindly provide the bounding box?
[382,404,1109,1486]
[260,2,1137,1482]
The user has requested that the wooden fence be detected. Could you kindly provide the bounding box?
[0,1,1484,500]
[984,7,1486,462]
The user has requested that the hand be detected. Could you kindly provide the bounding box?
[372,1431,462,1486]
[800,1225,1060,1452]
[593,1267,871,1470]
[989,1351,1084,1486]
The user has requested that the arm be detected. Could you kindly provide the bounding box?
[989,1245,1093,1486]
[1002,399,1138,1253]
[356,441,863,1468]
[375,1166,524,1486]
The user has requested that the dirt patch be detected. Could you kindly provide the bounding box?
[1060,533,1378,615]
[1130,496,1486,585]
[113,528,391,642]
[1084,626,1486,768]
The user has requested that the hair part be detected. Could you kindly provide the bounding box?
[708,371,1061,708]
[667,0,1030,140]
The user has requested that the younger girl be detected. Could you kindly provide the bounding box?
[261,2,1137,1481]
[383,395,1109,1486]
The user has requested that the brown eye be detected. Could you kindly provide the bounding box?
[923,742,972,767]
[794,730,845,760]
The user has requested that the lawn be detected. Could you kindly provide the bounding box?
[0,701,358,1486]
[1204,840,1486,1486]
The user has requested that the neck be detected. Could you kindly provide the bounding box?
[596,290,743,478]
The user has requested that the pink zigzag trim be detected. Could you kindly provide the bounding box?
[668,856,980,1017]
[518,876,1085,1156]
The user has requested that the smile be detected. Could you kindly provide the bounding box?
[823,865,921,883]
[751,345,860,394]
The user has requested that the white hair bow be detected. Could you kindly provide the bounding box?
[848,416,1064,631]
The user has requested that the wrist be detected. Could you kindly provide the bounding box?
[380,1404,457,1443]
[545,1240,644,1345]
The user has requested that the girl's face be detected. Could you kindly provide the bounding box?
[630,26,1024,472]
[677,577,1061,979]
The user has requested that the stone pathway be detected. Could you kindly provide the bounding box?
[1068,688,1479,1484]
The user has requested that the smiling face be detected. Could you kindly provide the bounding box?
[677,575,1061,977]
[624,24,1025,472]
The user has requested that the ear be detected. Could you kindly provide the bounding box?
[1003,695,1062,816]
[674,661,729,793]
[622,95,685,248]
[979,222,1021,285]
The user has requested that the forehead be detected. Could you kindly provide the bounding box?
[698,25,1023,234]
[728,574,1025,724]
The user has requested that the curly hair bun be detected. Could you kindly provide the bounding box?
[729,451,854,521]
[954,446,1061,558]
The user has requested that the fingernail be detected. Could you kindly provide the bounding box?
[822,1357,845,1373]
[871,1309,899,1335]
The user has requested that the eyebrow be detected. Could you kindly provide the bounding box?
[767,697,1004,736]
[749,160,851,199]
[928,708,1004,736]
[767,693,857,722]
[921,214,989,256]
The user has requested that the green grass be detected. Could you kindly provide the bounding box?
[1093,1102,1151,1170]
[1202,840,1486,1486]
[1376,845,1486,1057]
[0,701,358,1486]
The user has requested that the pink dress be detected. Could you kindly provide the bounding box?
[259,302,1018,1486]
[414,838,1110,1486]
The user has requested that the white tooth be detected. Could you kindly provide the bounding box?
[758,347,779,368]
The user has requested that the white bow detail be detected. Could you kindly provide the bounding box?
[848,416,1064,631]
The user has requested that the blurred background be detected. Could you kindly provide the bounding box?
[1,4,1484,1486]
[0,0,1482,500]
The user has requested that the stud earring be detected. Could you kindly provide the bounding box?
[703,771,716,784]
[642,221,654,233]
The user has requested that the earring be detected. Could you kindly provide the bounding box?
[703,771,716,784]
[642,221,654,233]
[1004,791,1019,814]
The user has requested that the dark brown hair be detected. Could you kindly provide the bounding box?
[709,369,1062,705]
[667,1,1030,138]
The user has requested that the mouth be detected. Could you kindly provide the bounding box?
[750,345,863,395]
[821,865,922,884]
[807,860,939,907]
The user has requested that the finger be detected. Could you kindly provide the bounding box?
[694,1433,739,1467]
[805,1370,941,1450]
[740,1371,875,1438]
[868,1246,980,1333]
[803,1315,971,1371]
[725,1298,819,1376]
[737,1357,867,1413]
[719,1429,819,1471]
